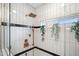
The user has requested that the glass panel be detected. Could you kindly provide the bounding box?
[64,19,79,56]
[0,3,10,56]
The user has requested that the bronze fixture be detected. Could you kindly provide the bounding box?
[25,13,37,18]
[24,39,29,48]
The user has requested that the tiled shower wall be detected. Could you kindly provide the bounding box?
[10,4,35,55]
[34,3,79,56]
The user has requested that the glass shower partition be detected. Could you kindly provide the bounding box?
[0,3,34,56]
[0,3,10,56]
[43,16,79,56]
[52,16,79,56]
[64,17,79,56]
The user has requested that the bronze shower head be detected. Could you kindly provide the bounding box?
[25,13,37,18]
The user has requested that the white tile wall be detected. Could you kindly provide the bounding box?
[34,3,79,56]
[10,3,35,55]
[10,3,35,25]
[10,27,34,55]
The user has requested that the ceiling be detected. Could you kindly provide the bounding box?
[28,3,45,9]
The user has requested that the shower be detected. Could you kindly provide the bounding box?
[0,3,79,56]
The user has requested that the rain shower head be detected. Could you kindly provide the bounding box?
[25,13,37,18]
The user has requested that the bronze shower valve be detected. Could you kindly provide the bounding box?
[24,39,29,48]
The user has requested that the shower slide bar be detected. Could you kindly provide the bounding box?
[14,46,60,56]
[1,22,41,28]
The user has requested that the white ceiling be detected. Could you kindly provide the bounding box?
[28,3,45,9]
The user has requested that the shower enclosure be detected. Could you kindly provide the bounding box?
[0,3,79,56]
[0,3,10,56]
[0,3,34,56]
[39,16,79,56]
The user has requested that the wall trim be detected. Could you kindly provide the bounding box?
[14,46,60,56]
[1,22,41,29]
